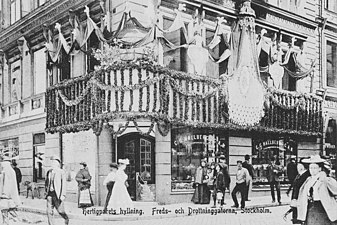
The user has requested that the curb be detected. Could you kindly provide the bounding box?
[17,202,290,221]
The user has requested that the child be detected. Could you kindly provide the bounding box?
[212,164,226,208]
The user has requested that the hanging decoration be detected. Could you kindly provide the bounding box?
[225,0,265,126]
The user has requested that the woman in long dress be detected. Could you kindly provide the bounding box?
[107,159,133,211]
[75,162,93,208]
[191,159,210,204]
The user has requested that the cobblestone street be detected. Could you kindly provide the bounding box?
[12,205,293,225]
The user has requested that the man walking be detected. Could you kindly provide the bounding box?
[45,156,69,225]
[218,155,230,205]
[267,157,283,205]
[231,160,249,209]
[286,156,298,196]
[242,155,254,201]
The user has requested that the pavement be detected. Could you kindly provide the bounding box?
[16,193,291,222]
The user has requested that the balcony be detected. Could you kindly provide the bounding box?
[45,60,323,137]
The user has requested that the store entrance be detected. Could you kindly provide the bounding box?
[117,133,155,201]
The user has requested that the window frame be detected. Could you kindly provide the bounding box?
[10,0,22,25]
[33,133,46,182]
[323,35,337,92]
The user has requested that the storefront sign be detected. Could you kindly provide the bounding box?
[324,100,337,109]
[265,13,315,36]
[0,0,93,49]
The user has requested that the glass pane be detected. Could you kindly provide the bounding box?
[327,41,337,88]
[11,2,15,24]
[15,0,21,21]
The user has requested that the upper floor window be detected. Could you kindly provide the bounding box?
[325,0,337,13]
[10,0,21,25]
[34,0,47,8]
[34,48,47,94]
[326,41,337,88]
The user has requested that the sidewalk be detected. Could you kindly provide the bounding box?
[17,193,291,221]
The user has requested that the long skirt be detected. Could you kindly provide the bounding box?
[306,201,337,225]
[191,184,210,204]
[78,188,93,208]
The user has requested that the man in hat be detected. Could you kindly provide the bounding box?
[12,161,22,193]
[45,156,69,225]
[286,156,298,196]
[242,154,254,201]
[231,160,249,209]
[267,157,283,205]
[103,162,118,211]
[218,155,230,205]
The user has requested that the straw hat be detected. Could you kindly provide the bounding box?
[301,155,326,164]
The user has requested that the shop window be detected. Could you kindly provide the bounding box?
[325,118,336,173]
[34,48,47,94]
[326,41,337,88]
[33,133,45,182]
[251,137,297,185]
[0,138,19,159]
[171,127,228,192]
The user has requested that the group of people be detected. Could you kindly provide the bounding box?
[283,155,337,225]
[191,154,254,209]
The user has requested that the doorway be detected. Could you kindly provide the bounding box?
[117,133,155,201]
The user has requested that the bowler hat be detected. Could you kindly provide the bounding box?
[219,155,226,160]
[244,154,250,160]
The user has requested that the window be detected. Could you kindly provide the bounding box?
[326,0,337,13]
[34,0,47,9]
[140,139,152,181]
[58,48,70,81]
[21,0,31,17]
[10,60,21,102]
[33,133,45,182]
[251,137,297,184]
[10,0,21,25]
[34,48,47,94]
[0,138,19,159]
[326,41,337,88]
[87,33,100,73]
[171,127,228,191]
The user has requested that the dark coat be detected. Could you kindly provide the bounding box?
[219,163,231,188]
[75,168,92,191]
[215,171,226,191]
[267,163,283,182]
[291,170,310,200]
[242,161,254,178]
[287,162,298,182]
[13,167,22,184]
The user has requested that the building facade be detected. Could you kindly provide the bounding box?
[0,0,334,205]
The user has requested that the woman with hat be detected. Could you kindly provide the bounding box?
[75,162,93,208]
[297,155,337,225]
[191,159,211,204]
[107,159,133,211]
[103,163,118,211]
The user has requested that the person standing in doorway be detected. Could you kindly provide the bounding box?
[75,162,93,208]
[103,163,118,211]
[45,156,69,225]
[286,156,298,196]
[12,161,22,194]
[267,157,283,205]
[242,155,254,201]
[231,160,249,209]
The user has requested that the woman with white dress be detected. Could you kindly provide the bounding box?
[107,159,133,211]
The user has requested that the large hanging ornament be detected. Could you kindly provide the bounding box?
[226,0,265,126]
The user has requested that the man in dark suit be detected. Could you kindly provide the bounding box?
[242,154,254,201]
[218,155,230,205]
[12,161,22,193]
[286,156,298,196]
[45,156,69,225]
[267,157,283,205]
[284,161,310,224]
